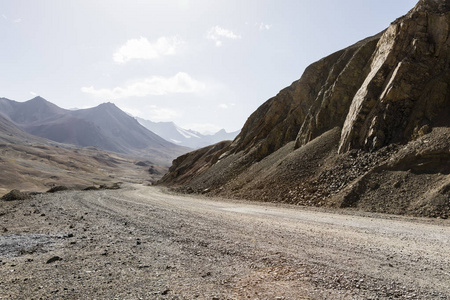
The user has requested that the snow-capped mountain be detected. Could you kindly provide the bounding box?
[136,117,240,149]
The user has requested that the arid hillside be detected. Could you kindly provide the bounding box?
[0,114,163,197]
[159,0,450,218]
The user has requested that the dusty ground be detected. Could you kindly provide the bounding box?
[1,184,449,299]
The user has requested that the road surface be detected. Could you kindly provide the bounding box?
[1,184,449,299]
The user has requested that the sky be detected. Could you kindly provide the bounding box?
[1,0,418,134]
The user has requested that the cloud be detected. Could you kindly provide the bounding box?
[206,26,241,47]
[2,14,22,23]
[113,36,184,63]
[30,91,38,96]
[219,103,236,109]
[81,72,206,99]
[259,23,272,31]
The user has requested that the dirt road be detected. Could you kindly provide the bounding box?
[1,184,449,299]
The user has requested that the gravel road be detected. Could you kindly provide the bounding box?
[1,184,449,299]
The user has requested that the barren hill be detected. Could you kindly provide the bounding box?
[159,0,450,218]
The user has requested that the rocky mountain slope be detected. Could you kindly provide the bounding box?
[159,0,450,218]
[0,97,188,164]
[136,117,240,149]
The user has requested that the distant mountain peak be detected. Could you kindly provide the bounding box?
[26,96,62,110]
[88,102,125,116]
[97,102,119,110]
[99,102,116,107]
[29,96,47,102]
[23,96,66,114]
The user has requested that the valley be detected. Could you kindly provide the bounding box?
[1,1,449,298]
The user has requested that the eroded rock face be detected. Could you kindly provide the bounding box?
[231,34,381,162]
[339,0,450,152]
[294,35,380,148]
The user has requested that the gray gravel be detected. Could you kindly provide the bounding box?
[1,184,449,299]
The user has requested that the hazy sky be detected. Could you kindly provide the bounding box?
[1,0,417,133]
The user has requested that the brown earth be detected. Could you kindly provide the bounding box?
[0,141,163,198]
[1,185,449,299]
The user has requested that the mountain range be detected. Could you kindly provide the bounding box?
[136,117,239,149]
[159,0,450,218]
[0,96,188,165]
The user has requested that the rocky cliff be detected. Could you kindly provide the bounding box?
[159,0,450,218]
